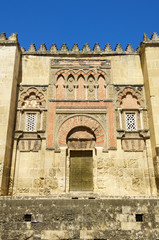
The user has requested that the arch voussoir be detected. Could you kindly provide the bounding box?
[57,115,105,148]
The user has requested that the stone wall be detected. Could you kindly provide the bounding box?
[0,35,20,195]
[10,41,157,197]
[1,197,159,240]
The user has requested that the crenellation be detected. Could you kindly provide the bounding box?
[103,43,113,52]
[21,46,25,52]
[21,42,140,55]
[28,43,37,52]
[0,32,7,41]
[50,43,58,53]
[60,43,69,52]
[125,44,135,53]
[8,32,18,41]
[82,43,91,53]
[71,43,80,52]
[38,43,47,53]
[93,43,102,53]
[114,43,124,53]
[151,32,159,41]
[143,32,150,42]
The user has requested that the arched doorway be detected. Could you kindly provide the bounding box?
[67,126,95,191]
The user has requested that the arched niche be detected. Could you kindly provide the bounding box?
[57,115,105,149]
[97,74,106,100]
[67,74,75,100]
[18,87,45,108]
[56,74,65,100]
[121,93,140,109]
[87,74,95,100]
[67,126,96,149]
[77,75,85,100]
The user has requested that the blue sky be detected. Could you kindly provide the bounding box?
[1,0,159,51]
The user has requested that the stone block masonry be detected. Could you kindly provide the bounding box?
[0,197,159,240]
[1,32,159,239]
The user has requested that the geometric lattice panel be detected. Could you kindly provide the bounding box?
[25,113,36,132]
[126,113,137,131]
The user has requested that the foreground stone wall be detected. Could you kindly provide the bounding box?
[1,197,159,240]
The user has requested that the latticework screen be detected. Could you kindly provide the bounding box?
[25,113,36,132]
[126,113,137,131]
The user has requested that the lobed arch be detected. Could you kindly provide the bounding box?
[57,115,105,149]
[87,74,95,82]
[67,73,75,81]
[19,87,45,108]
[55,69,109,101]
[116,87,143,107]
[55,69,108,82]
[56,74,65,100]
[77,73,85,81]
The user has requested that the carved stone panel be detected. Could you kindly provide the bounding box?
[19,139,41,152]
[122,139,145,152]
[51,59,111,69]
[67,75,75,100]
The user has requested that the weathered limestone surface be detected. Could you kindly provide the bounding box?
[0,197,159,240]
[21,55,50,85]
[1,32,159,239]
[140,40,159,193]
[12,145,156,196]
[21,55,143,86]
[0,43,20,195]
[111,55,143,85]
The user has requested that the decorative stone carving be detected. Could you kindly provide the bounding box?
[15,87,47,146]
[19,139,41,152]
[116,86,143,108]
[23,94,40,108]
[18,87,46,108]
[54,68,109,100]
[115,85,149,150]
[87,75,96,100]
[67,74,75,100]
[56,114,106,149]
[122,139,145,152]
[51,59,111,69]
[67,126,96,149]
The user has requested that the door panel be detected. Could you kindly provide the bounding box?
[70,151,93,191]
